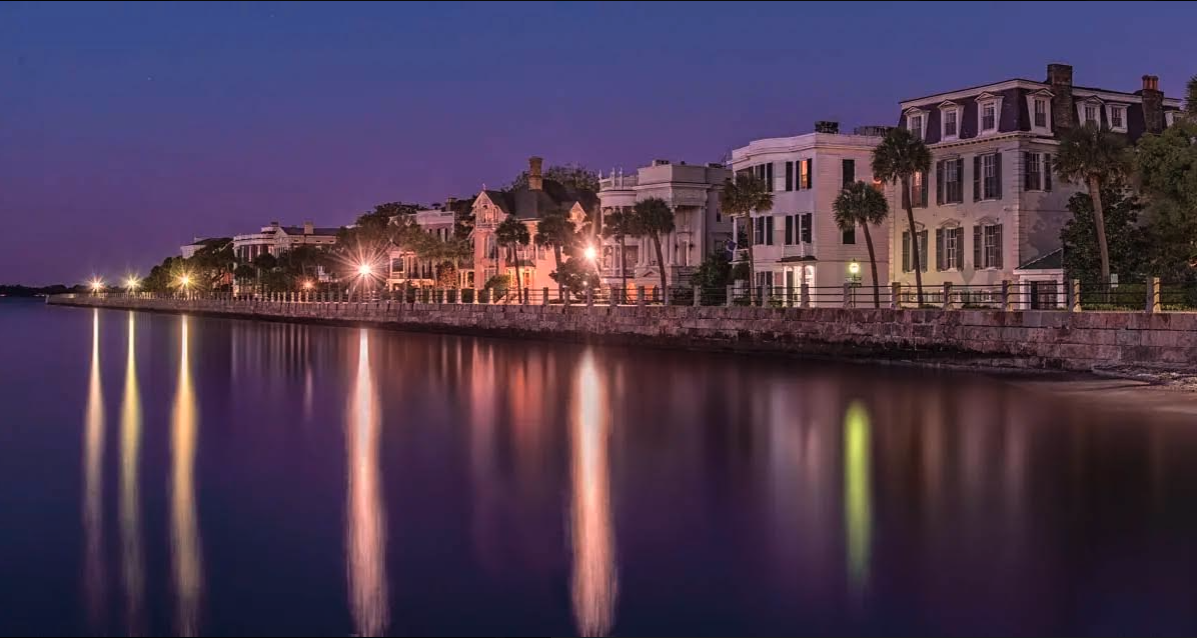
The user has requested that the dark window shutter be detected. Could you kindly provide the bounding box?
[955,228,964,269]
[802,213,812,243]
[973,156,981,201]
[806,159,813,189]
[973,225,982,268]
[766,216,774,245]
[995,224,1003,269]
[1024,152,1032,191]
[785,162,794,191]
[902,232,911,273]
[994,152,1003,200]
[955,159,965,203]
[785,215,794,244]
[1045,154,1053,191]
[919,230,928,272]
[936,228,945,271]
[767,162,775,191]
[920,170,929,208]
[936,161,944,205]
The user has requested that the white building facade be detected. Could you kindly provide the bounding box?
[597,161,731,292]
[728,127,889,301]
[232,221,338,262]
[889,63,1181,307]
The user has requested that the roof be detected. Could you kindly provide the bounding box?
[280,226,339,236]
[1016,248,1064,271]
[482,178,597,220]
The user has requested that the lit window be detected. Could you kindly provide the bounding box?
[1034,99,1048,128]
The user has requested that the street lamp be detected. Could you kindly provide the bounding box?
[584,245,597,261]
[302,280,315,291]
[357,263,374,277]
[847,260,861,285]
[90,278,104,294]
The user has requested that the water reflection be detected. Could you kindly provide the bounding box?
[170,317,203,636]
[346,329,388,637]
[82,310,105,629]
[570,350,617,637]
[843,401,872,591]
[119,312,145,635]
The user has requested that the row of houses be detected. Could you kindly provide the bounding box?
[184,63,1184,306]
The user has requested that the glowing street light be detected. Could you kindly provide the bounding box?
[584,245,597,261]
[89,278,104,293]
[848,261,861,276]
[357,263,374,277]
[302,280,315,291]
[178,274,192,289]
[125,276,140,291]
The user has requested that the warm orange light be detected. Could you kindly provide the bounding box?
[125,276,140,290]
[302,280,315,291]
[357,264,373,277]
[178,274,191,288]
[90,279,105,292]
[584,246,597,261]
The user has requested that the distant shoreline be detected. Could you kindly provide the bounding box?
[0,284,87,298]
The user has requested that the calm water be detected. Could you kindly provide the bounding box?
[3,300,1197,636]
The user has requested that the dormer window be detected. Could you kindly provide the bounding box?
[1084,104,1098,126]
[939,101,961,141]
[1166,111,1177,127]
[1107,104,1126,132]
[1026,90,1053,135]
[1034,99,1048,128]
[976,93,1002,136]
[908,113,924,140]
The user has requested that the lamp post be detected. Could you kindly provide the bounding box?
[125,277,140,297]
[89,279,104,297]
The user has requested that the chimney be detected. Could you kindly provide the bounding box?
[528,156,543,191]
[1047,63,1074,131]
[445,196,457,211]
[303,221,313,235]
[1141,74,1165,134]
[814,120,839,134]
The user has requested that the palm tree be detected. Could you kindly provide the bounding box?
[834,181,889,308]
[600,207,640,298]
[534,211,577,300]
[1054,123,1131,285]
[719,173,773,290]
[632,198,676,299]
[496,216,531,302]
[872,127,931,304]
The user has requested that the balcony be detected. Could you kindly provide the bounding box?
[783,242,816,259]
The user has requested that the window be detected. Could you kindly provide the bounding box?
[901,231,928,273]
[910,170,928,208]
[1025,152,1041,191]
[909,114,924,140]
[800,213,813,244]
[944,109,958,138]
[937,158,964,204]
[1034,99,1048,128]
[842,226,856,245]
[982,102,996,131]
[798,159,812,189]
[984,225,1002,269]
[753,163,775,190]
[785,215,794,245]
[945,227,961,270]
[785,161,794,191]
[1110,105,1125,130]
[974,152,1002,200]
[785,214,813,245]
[842,159,855,188]
[754,216,764,245]
[1084,104,1098,126]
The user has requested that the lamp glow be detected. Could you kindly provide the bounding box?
[584,246,597,261]
[848,261,861,275]
[179,274,191,288]
[90,279,104,292]
[357,264,373,277]
[302,280,315,291]
[125,277,140,290]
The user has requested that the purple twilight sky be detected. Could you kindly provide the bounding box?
[1,1,1194,285]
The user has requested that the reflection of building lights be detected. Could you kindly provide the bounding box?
[584,246,597,261]
[844,401,872,590]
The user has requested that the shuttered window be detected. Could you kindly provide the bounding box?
[801,213,812,243]
[785,161,794,191]
[785,215,794,245]
[842,159,856,188]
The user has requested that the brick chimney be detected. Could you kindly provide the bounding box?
[303,221,313,235]
[1141,74,1165,134]
[528,156,544,191]
[444,196,457,211]
[1047,63,1074,131]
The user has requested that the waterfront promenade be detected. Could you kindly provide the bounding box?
[48,292,1197,372]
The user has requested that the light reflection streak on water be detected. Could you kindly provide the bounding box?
[171,316,203,636]
[843,401,872,591]
[82,309,106,628]
[346,329,388,637]
[570,350,617,637]
[119,312,146,634]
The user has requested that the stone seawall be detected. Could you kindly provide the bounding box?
[46,295,1197,371]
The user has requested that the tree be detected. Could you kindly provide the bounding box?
[508,164,599,193]
[496,216,531,303]
[534,212,577,300]
[872,127,931,304]
[601,207,640,296]
[719,173,773,289]
[1187,75,1197,119]
[1061,188,1146,283]
[833,181,889,308]
[631,198,675,297]
[1135,121,1197,281]
[550,257,601,299]
[1054,123,1131,284]
[187,239,235,290]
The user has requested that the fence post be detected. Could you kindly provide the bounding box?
[663,285,670,306]
[542,287,549,306]
[763,284,772,308]
[1068,279,1081,312]
[1147,277,1160,313]
[942,282,953,310]
[890,282,901,309]
[725,284,734,308]
[637,285,646,307]
[609,285,618,307]
[586,287,593,307]
[1001,280,1012,311]
[801,283,811,309]
[693,285,701,307]
[842,283,853,309]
